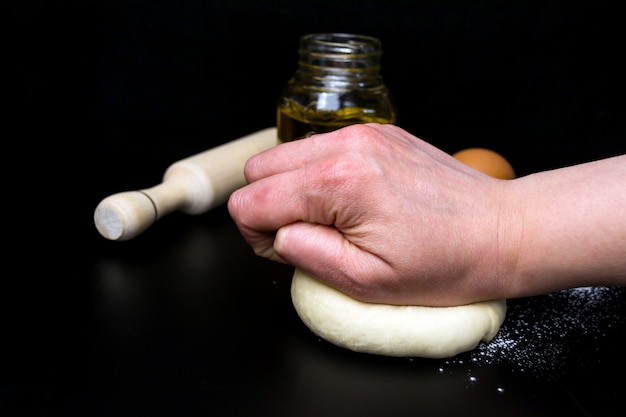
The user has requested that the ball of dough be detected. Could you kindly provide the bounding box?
[290,268,506,358]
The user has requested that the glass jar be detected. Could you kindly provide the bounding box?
[277,33,397,142]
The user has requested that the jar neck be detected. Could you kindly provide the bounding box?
[295,33,384,88]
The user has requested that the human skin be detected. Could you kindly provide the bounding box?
[228,123,626,307]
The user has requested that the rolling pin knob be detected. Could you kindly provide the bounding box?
[94,191,158,241]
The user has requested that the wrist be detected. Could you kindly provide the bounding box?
[499,157,626,298]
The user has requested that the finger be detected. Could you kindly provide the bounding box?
[229,168,313,231]
[227,166,328,260]
[229,146,375,262]
[243,130,337,183]
[274,221,391,299]
[244,123,404,183]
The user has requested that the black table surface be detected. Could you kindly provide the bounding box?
[6,1,626,416]
[8,199,626,417]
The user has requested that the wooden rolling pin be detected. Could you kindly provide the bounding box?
[94,127,278,241]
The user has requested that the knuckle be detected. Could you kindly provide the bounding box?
[336,123,381,147]
[312,154,363,192]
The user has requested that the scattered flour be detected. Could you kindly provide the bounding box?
[446,286,626,378]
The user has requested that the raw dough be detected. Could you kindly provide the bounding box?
[290,268,506,358]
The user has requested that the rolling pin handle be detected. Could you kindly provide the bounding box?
[93,127,278,241]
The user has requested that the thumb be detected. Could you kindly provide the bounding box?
[274,221,353,280]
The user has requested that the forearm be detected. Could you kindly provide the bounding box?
[505,154,626,298]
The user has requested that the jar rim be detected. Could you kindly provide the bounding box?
[299,33,382,58]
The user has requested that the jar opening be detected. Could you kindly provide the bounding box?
[298,33,382,70]
[301,33,381,54]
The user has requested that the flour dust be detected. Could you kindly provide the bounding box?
[444,286,626,379]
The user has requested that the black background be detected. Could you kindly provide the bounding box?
[5,1,626,416]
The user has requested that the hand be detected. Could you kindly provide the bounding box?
[228,123,517,306]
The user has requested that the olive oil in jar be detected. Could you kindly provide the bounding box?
[277,33,397,142]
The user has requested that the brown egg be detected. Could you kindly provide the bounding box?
[452,147,516,180]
